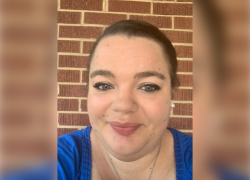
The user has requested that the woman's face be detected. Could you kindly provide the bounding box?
[87,35,172,159]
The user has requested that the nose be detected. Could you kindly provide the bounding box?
[111,88,138,114]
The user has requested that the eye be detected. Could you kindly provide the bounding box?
[140,84,161,92]
[93,82,113,91]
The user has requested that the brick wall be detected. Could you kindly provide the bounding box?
[57,0,193,137]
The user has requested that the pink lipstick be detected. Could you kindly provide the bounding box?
[109,121,141,136]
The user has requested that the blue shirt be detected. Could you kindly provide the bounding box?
[58,126,192,180]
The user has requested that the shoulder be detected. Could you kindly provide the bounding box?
[57,126,92,180]
[168,128,193,180]
[58,126,91,150]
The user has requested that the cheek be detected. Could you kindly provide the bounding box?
[87,92,112,122]
[140,97,171,125]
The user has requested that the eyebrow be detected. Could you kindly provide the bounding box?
[134,71,166,80]
[90,70,116,78]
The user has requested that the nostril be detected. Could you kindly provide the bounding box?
[111,97,138,114]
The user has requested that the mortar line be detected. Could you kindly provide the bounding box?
[103,0,106,12]
[57,9,193,17]
[81,12,84,25]
[58,38,96,41]
[57,23,193,32]
[57,84,60,96]
[150,0,153,14]
[78,99,81,112]
[178,130,193,133]
[177,58,193,61]
[106,0,109,12]
[177,72,193,75]
[58,52,90,56]
[57,0,60,11]
[172,16,174,29]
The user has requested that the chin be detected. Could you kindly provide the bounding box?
[105,133,148,157]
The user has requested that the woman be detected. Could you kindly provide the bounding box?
[58,20,192,180]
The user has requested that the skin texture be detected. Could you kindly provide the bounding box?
[87,35,175,179]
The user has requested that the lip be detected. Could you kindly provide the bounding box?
[109,121,141,136]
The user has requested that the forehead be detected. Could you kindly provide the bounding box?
[90,35,169,73]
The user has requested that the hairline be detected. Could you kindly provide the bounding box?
[89,33,173,78]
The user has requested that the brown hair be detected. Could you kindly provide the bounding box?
[87,20,179,89]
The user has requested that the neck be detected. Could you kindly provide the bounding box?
[101,137,163,179]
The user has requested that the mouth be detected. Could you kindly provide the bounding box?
[109,121,141,136]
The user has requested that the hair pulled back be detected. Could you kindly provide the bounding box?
[88,20,179,89]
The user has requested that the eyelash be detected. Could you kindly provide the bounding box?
[93,82,113,91]
[139,84,161,92]
[93,83,161,92]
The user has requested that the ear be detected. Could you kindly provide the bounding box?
[169,104,173,112]
[170,88,174,111]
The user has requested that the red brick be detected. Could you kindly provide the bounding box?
[59,26,102,38]
[178,74,193,87]
[60,0,102,11]
[58,113,90,126]
[57,11,81,24]
[109,0,151,14]
[58,70,80,82]
[129,15,172,28]
[58,40,80,53]
[153,3,192,15]
[177,60,192,72]
[82,71,88,83]
[168,117,192,129]
[81,100,88,112]
[175,46,193,58]
[173,89,192,101]
[84,12,126,25]
[59,55,89,68]
[174,17,193,29]
[163,30,192,43]
[58,128,77,137]
[58,85,87,97]
[173,103,192,115]
[58,99,79,111]
[82,41,95,54]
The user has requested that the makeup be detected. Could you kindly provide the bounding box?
[109,121,141,136]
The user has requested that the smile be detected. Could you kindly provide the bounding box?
[109,121,141,136]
